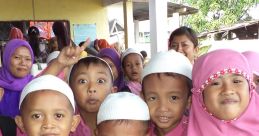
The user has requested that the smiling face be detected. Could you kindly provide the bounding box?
[9,46,32,78]
[143,73,190,134]
[203,73,250,120]
[15,90,80,136]
[169,35,197,64]
[123,54,143,82]
[70,63,115,113]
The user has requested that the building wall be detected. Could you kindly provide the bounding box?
[0,0,109,39]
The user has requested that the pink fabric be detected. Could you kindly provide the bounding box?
[150,116,188,136]
[127,81,142,96]
[187,49,259,136]
[16,127,26,136]
[242,51,259,76]
[70,117,91,136]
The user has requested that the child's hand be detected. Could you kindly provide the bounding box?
[0,87,4,101]
[58,38,90,67]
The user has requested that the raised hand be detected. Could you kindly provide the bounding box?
[57,38,90,67]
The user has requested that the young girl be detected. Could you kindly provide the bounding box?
[121,48,144,96]
[142,50,192,136]
[187,49,259,136]
[69,56,117,136]
[98,48,126,92]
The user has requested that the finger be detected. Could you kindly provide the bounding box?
[80,38,91,51]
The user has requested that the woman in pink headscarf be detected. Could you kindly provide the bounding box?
[187,49,259,136]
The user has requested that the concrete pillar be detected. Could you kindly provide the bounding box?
[123,0,135,49]
[134,20,140,43]
[149,0,168,57]
[171,13,180,32]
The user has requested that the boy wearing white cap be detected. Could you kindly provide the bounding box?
[142,50,192,136]
[121,48,144,96]
[69,57,117,136]
[96,92,150,136]
[15,75,80,136]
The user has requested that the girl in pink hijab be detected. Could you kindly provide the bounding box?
[187,49,259,136]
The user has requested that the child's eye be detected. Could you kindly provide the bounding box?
[55,113,64,120]
[147,96,156,101]
[31,114,42,119]
[211,81,220,86]
[14,56,20,59]
[233,79,242,83]
[79,79,88,84]
[97,79,106,84]
[26,58,32,61]
[171,96,179,101]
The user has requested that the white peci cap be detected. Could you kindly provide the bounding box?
[97,92,150,125]
[47,51,60,64]
[121,48,143,62]
[141,50,192,81]
[19,75,75,112]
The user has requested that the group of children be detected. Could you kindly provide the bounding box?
[1,36,259,136]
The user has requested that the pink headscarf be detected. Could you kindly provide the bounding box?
[242,51,259,76]
[187,49,259,136]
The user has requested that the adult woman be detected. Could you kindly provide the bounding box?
[0,39,34,117]
[168,26,198,64]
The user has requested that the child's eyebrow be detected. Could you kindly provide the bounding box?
[97,71,109,76]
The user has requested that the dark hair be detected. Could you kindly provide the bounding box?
[52,21,70,50]
[168,26,198,49]
[28,26,40,58]
[140,50,147,59]
[97,120,149,134]
[69,57,114,85]
[79,41,85,47]
[142,73,192,97]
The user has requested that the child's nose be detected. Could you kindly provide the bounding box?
[42,117,55,129]
[158,100,169,112]
[221,83,235,95]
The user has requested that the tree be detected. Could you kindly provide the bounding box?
[183,0,258,33]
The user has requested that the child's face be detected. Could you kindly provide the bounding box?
[143,74,190,133]
[70,63,116,113]
[203,73,250,120]
[123,54,143,82]
[102,57,119,80]
[9,46,32,78]
[96,120,148,136]
[15,90,80,136]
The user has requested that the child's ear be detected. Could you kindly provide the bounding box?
[111,86,118,93]
[0,88,4,101]
[186,96,192,109]
[94,127,99,136]
[15,116,26,133]
[71,114,81,132]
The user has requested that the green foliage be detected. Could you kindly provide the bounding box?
[183,0,258,33]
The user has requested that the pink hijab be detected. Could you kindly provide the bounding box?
[242,51,259,76]
[187,49,259,136]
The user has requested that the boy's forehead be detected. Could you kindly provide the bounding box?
[75,63,113,79]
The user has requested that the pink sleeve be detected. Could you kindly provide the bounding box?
[16,127,26,136]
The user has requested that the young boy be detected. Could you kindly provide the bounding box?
[15,75,80,136]
[96,92,150,136]
[141,50,192,136]
[69,56,117,136]
[121,48,144,96]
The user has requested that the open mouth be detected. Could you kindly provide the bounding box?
[221,98,238,105]
[158,116,170,123]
